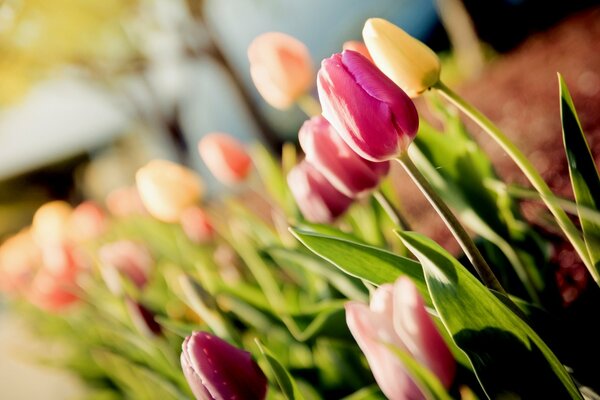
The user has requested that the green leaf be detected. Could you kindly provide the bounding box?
[289,228,427,299]
[256,339,305,400]
[385,344,452,400]
[559,73,600,279]
[340,386,386,400]
[397,231,582,399]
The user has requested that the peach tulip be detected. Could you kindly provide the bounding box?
[198,133,252,185]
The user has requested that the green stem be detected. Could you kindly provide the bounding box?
[397,152,506,294]
[434,80,598,283]
[296,94,322,117]
[373,190,411,230]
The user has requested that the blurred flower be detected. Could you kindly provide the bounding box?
[346,277,455,399]
[198,133,252,185]
[181,331,267,400]
[125,297,162,337]
[363,18,441,98]
[180,207,214,244]
[248,32,313,109]
[299,115,390,198]
[27,270,80,311]
[68,201,107,241]
[136,160,204,222]
[317,50,419,162]
[99,240,153,291]
[0,229,40,294]
[287,160,353,223]
[342,40,374,63]
[31,201,73,247]
[105,186,147,217]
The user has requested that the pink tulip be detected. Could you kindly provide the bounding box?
[68,201,107,241]
[105,186,147,217]
[181,331,267,400]
[317,50,419,162]
[287,160,353,223]
[248,32,314,109]
[0,229,40,294]
[346,277,455,399]
[180,207,214,244]
[198,133,252,185]
[342,41,374,63]
[299,115,390,198]
[99,241,153,290]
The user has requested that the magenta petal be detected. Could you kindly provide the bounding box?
[287,160,353,223]
[317,51,418,161]
[299,116,390,197]
[182,332,267,400]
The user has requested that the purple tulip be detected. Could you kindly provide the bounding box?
[346,277,455,399]
[317,50,419,162]
[181,331,268,400]
[299,115,390,198]
[287,160,353,223]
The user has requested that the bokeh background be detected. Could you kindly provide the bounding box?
[1,0,599,397]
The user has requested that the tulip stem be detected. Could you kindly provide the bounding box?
[373,190,411,230]
[297,94,322,117]
[397,152,506,295]
[433,80,598,283]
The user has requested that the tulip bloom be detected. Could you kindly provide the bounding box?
[180,207,214,244]
[198,133,252,185]
[287,160,353,223]
[31,200,73,246]
[299,115,389,198]
[248,32,313,109]
[105,186,147,217]
[342,40,374,63]
[0,229,40,294]
[362,18,441,98]
[317,50,419,162]
[99,241,153,290]
[181,331,267,400]
[346,277,455,399]
[136,160,204,222]
[68,201,107,241]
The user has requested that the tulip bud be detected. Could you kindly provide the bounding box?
[105,186,147,217]
[287,160,353,223]
[248,32,314,109]
[180,207,214,244]
[31,201,73,247]
[125,297,162,337]
[68,201,107,241]
[136,160,204,222]
[0,229,40,294]
[346,277,455,399]
[181,331,267,400]
[342,40,374,63]
[99,241,153,290]
[27,267,79,312]
[317,50,419,162]
[362,18,441,98]
[299,116,389,198]
[198,133,252,185]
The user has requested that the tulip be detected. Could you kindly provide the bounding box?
[362,18,441,98]
[299,115,390,198]
[125,297,162,337]
[287,160,353,223]
[136,160,204,222]
[317,50,419,162]
[99,240,153,290]
[105,186,147,217]
[198,133,252,184]
[27,270,79,311]
[0,229,40,294]
[342,40,374,63]
[346,277,455,399]
[180,207,214,244]
[248,32,313,109]
[68,201,107,241]
[31,200,73,246]
[181,331,267,400]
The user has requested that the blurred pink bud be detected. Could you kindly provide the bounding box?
[346,277,455,399]
[125,297,162,337]
[317,50,419,161]
[99,241,153,290]
[31,201,73,247]
[27,270,79,311]
[181,331,267,400]
[180,207,214,244]
[0,229,40,294]
[248,32,314,109]
[68,201,107,241]
[198,133,252,185]
[287,160,353,223]
[299,115,390,198]
[342,40,374,63]
[105,186,147,217]
[136,160,204,222]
